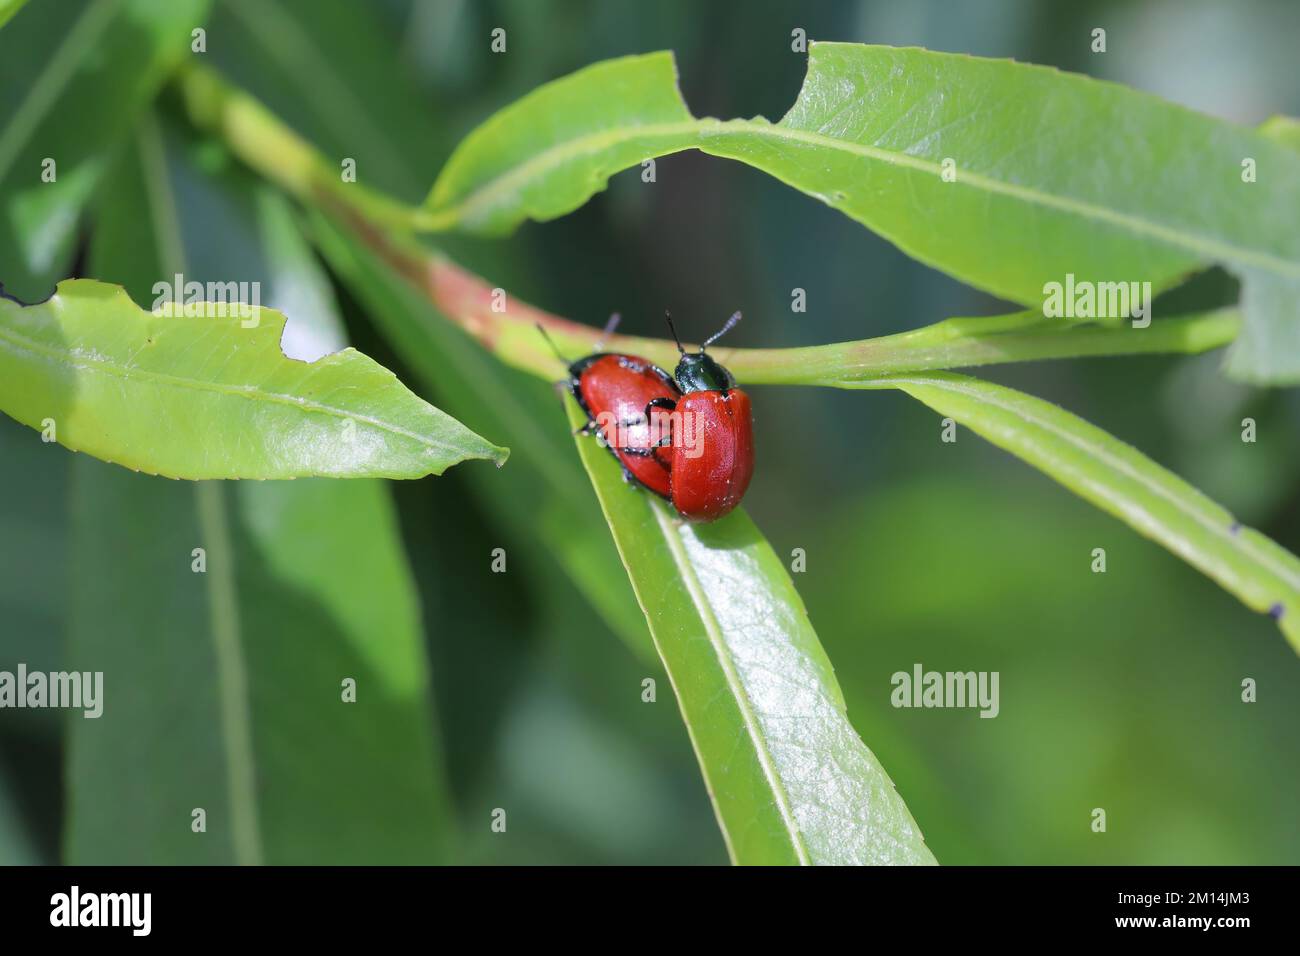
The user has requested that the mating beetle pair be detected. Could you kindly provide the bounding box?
[547,312,754,522]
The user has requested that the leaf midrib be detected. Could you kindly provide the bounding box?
[424,117,1299,279]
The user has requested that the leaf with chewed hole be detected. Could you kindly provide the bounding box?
[426,44,1300,383]
[0,277,506,479]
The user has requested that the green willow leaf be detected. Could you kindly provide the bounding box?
[0,0,209,300]
[424,44,1300,384]
[0,276,506,479]
[562,397,934,866]
[863,372,1300,651]
[66,116,455,864]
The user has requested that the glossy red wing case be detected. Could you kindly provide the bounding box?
[669,388,754,521]
[571,353,680,499]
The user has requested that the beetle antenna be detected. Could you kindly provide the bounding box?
[663,310,686,354]
[702,311,742,350]
[593,312,621,351]
[535,323,569,366]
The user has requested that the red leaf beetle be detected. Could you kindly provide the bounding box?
[542,315,681,500]
[652,311,755,522]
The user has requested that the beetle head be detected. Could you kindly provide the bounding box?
[674,352,735,393]
[664,310,741,393]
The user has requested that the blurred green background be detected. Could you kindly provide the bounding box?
[2,0,1299,865]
